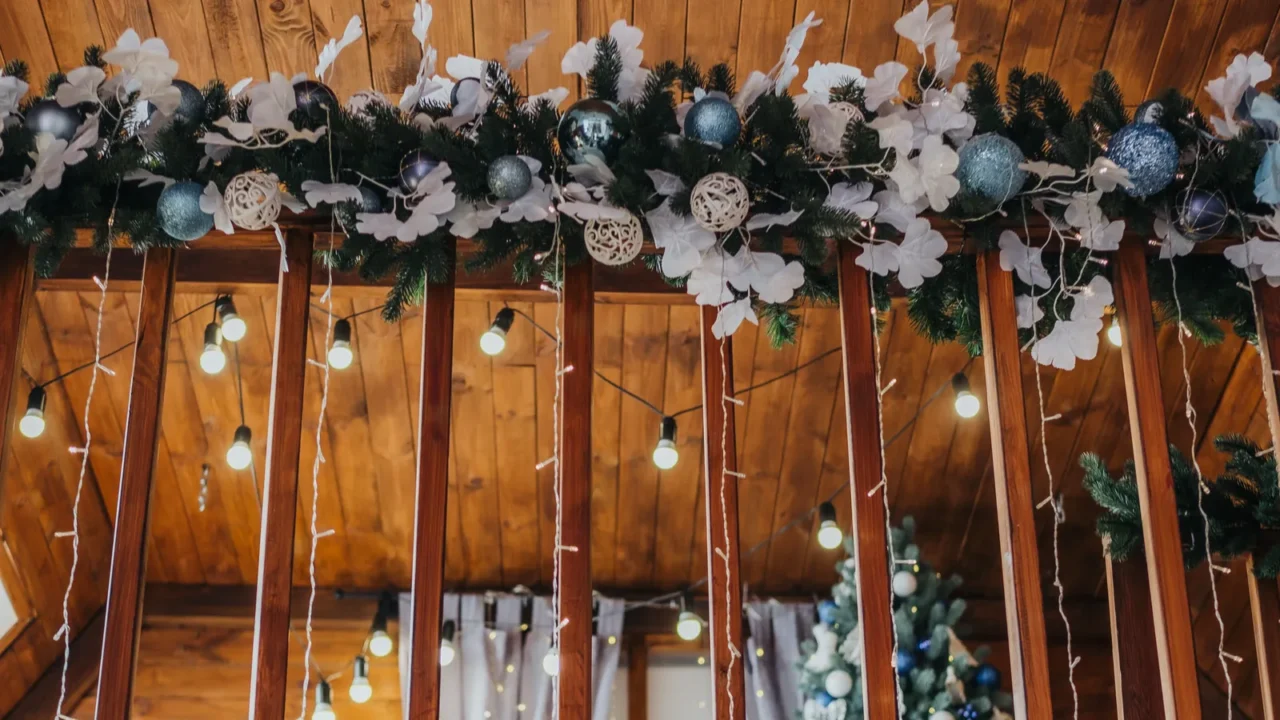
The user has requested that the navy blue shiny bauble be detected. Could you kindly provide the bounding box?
[974,663,1001,689]
[488,155,533,200]
[815,690,834,708]
[896,649,916,675]
[24,99,81,141]
[1106,122,1179,198]
[956,134,1028,204]
[557,98,626,165]
[172,80,206,124]
[817,600,839,626]
[957,704,980,720]
[157,181,214,242]
[917,637,932,653]
[293,80,338,115]
[684,96,741,147]
[399,150,441,194]
[357,186,383,213]
[1175,188,1228,241]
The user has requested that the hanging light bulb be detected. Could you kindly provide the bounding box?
[226,425,253,471]
[676,610,703,642]
[1108,316,1122,347]
[952,373,980,419]
[816,501,843,550]
[542,647,560,676]
[348,655,373,704]
[368,600,394,657]
[440,619,457,667]
[199,323,226,375]
[312,679,337,720]
[328,319,354,370]
[19,387,46,439]
[652,416,679,470]
[215,296,246,342]
[480,308,516,356]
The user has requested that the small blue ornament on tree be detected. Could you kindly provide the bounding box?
[956,133,1028,204]
[815,690,834,708]
[1175,188,1228,241]
[24,99,81,141]
[1105,114,1179,198]
[684,96,741,147]
[817,600,839,626]
[157,181,214,242]
[896,649,915,675]
[557,98,626,165]
[357,186,383,214]
[293,80,338,115]
[399,150,441,194]
[974,662,1001,689]
[957,704,980,720]
[488,155,533,200]
[917,637,932,653]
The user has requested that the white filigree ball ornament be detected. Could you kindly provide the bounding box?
[584,213,644,266]
[225,171,282,231]
[345,89,390,121]
[691,172,750,232]
[829,101,863,124]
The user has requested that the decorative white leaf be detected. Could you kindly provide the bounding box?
[864,62,908,111]
[1086,156,1133,193]
[893,0,954,54]
[445,54,485,80]
[855,240,900,277]
[1206,52,1272,138]
[506,29,551,70]
[998,230,1051,288]
[687,248,749,306]
[445,201,501,238]
[934,36,960,82]
[527,86,569,109]
[1227,237,1280,278]
[646,169,686,196]
[744,253,805,304]
[803,62,864,102]
[869,110,914,156]
[1070,275,1113,321]
[1031,317,1103,370]
[315,15,364,80]
[1015,294,1044,329]
[916,88,971,139]
[200,182,234,234]
[825,182,878,219]
[774,11,823,95]
[733,71,772,112]
[0,72,29,120]
[229,77,253,97]
[890,135,959,211]
[745,208,803,231]
[1155,218,1194,259]
[1080,219,1125,252]
[567,155,616,187]
[1019,160,1075,179]
[405,160,453,197]
[896,217,946,288]
[411,0,434,46]
[712,297,757,338]
[873,188,925,232]
[647,201,715,277]
[806,103,848,155]
[561,38,599,78]
[558,200,628,221]
[56,66,106,107]
[300,180,363,207]
[500,178,555,223]
[122,169,175,188]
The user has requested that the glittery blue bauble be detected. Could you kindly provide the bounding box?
[1106,122,1179,198]
[815,691,834,708]
[958,704,980,720]
[399,150,441,194]
[1134,100,1164,125]
[1175,188,1228,241]
[817,600,839,626]
[358,186,383,213]
[557,98,626,165]
[974,663,1001,689]
[172,80,206,124]
[917,637,932,653]
[24,99,81,141]
[684,96,741,147]
[157,181,214,242]
[488,155,533,200]
[956,134,1028,204]
[896,649,915,675]
[293,80,338,115]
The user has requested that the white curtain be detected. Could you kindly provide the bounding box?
[744,601,816,720]
[398,593,625,720]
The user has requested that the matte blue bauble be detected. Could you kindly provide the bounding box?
[557,98,626,165]
[1175,188,1228,241]
[974,663,1001,689]
[488,155,533,200]
[293,80,338,114]
[956,133,1027,204]
[896,649,915,675]
[157,181,214,242]
[399,150,441,194]
[24,99,81,141]
[357,186,383,213]
[684,96,741,147]
[917,637,932,653]
[172,80,206,124]
[815,690,834,707]
[1106,123,1179,198]
[817,600,839,626]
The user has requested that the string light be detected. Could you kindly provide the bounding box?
[312,680,337,720]
[951,372,980,419]
[368,596,394,658]
[652,416,679,469]
[348,656,372,704]
[676,610,703,641]
[199,323,226,375]
[542,647,560,676]
[1107,316,1122,347]
[440,619,457,667]
[226,425,253,471]
[19,387,46,439]
[327,319,354,370]
[215,296,246,342]
[480,308,516,356]
[816,501,843,550]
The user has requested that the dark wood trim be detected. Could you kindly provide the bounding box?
[1104,549,1164,720]
[406,241,456,720]
[6,611,104,720]
[94,248,179,720]
[974,250,1053,718]
[1249,556,1280,720]
[1254,283,1280,487]
[1112,242,1201,719]
[629,636,649,720]
[835,243,898,718]
[558,259,594,719]
[699,305,746,720]
[247,230,315,719]
[0,241,35,514]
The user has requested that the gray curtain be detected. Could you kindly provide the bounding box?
[745,600,817,720]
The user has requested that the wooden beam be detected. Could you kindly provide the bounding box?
[558,259,594,719]
[835,243,898,718]
[699,304,746,720]
[1252,282,1280,720]
[629,636,649,720]
[1104,548,1165,720]
[406,241,456,720]
[8,611,104,719]
[974,250,1053,719]
[1112,242,1201,720]
[247,230,315,719]
[0,240,35,505]
[94,248,179,720]
[1254,283,1280,486]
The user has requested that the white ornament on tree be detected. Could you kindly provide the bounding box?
[929,712,956,720]
[828,101,863,124]
[690,172,750,231]
[824,668,854,698]
[224,170,282,230]
[892,569,918,597]
[804,624,839,673]
[838,624,862,665]
[584,212,643,265]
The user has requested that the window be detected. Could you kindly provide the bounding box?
[0,535,33,652]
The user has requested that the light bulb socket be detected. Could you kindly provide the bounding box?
[334,318,353,345]
[203,322,222,349]
[316,679,333,706]
[442,619,456,643]
[353,655,369,680]
[491,308,516,334]
[951,372,971,396]
[818,501,837,525]
[659,416,677,443]
[233,425,252,446]
[26,386,46,415]
[215,296,238,323]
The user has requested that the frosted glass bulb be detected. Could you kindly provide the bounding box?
[954,390,980,419]
[221,314,247,342]
[817,521,843,550]
[312,703,336,720]
[676,611,703,642]
[542,648,560,677]
[348,676,372,704]
[480,328,507,356]
[328,342,353,370]
[226,441,252,471]
[652,439,679,469]
[1108,317,1122,347]
[369,630,394,658]
[440,640,456,667]
[200,345,226,375]
[19,409,44,439]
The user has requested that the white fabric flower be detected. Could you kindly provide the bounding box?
[1086,156,1133,193]
[734,71,772,113]
[934,36,960,82]
[1071,275,1113,321]
[803,62,864,103]
[873,188,926,232]
[100,29,179,113]
[806,103,849,155]
[869,110,914,156]
[855,240,899,277]
[123,169,175,188]
[774,12,823,95]
[500,178,554,223]
[506,30,550,71]
[0,72,29,121]
[527,86,569,109]
[561,21,648,101]
[300,180,363,207]
[825,182,878,218]
[1015,294,1044,329]
[1207,52,1272,138]
[315,15,363,80]
[896,217,946,287]
[1226,237,1280,279]
[648,201,715,277]
[400,0,440,112]
[745,208,803,231]
[646,169,686,196]
[687,248,748,306]
[1155,218,1194,259]
[737,251,805,303]
[1031,318,1102,370]
[200,182,234,234]
[712,297,758,338]
[894,0,955,54]
[445,201,500,237]
[917,88,972,141]
[56,66,106,108]
[864,62,908,111]
[890,134,959,211]
[998,230,1051,288]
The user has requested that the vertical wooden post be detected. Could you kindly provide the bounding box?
[835,243,898,718]
[699,304,746,720]
[558,259,594,719]
[974,250,1053,719]
[406,241,456,719]
[1112,242,1201,720]
[1250,282,1280,720]
[248,230,315,719]
[1104,546,1165,720]
[628,636,649,720]
[0,241,35,504]
[94,248,179,720]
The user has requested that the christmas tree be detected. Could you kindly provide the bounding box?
[798,517,1014,720]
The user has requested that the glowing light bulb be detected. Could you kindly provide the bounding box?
[652,416,679,469]
[349,656,373,704]
[369,629,393,658]
[951,373,980,419]
[216,296,246,342]
[1108,317,1122,347]
[226,425,253,471]
[816,502,843,550]
[676,611,703,642]
[481,308,516,356]
[312,680,337,720]
[19,388,46,439]
[199,323,226,375]
[440,620,457,666]
[328,319,354,370]
[543,648,560,676]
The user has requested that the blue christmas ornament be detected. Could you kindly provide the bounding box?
[1175,188,1228,241]
[399,150,441,194]
[293,79,338,115]
[684,96,741,147]
[357,186,383,214]
[488,155,533,200]
[172,80,206,124]
[24,99,81,141]
[817,600,839,626]
[958,704,980,720]
[956,133,1028,204]
[917,637,932,653]
[157,181,214,242]
[1134,99,1164,125]
[1257,144,1280,204]
[1106,122,1179,198]
[896,649,915,675]
[974,662,1001,689]
[815,690,834,708]
[557,98,626,165]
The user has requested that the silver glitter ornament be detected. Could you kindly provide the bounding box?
[24,99,81,141]
[1106,123,1179,198]
[157,181,214,242]
[1175,188,1228,241]
[293,80,338,115]
[557,98,626,165]
[399,150,441,194]
[488,155,533,200]
[956,133,1028,204]
[684,96,741,146]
